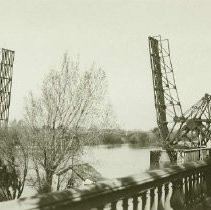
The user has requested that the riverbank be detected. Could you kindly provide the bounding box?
[94,129,161,147]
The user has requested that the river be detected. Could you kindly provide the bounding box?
[22,144,157,197]
[82,144,156,179]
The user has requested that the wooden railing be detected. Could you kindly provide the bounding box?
[1,160,211,210]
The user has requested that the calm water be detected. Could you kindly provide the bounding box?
[82,144,154,179]
[22,144,155,197]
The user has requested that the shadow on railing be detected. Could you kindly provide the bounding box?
[1,160,211,210]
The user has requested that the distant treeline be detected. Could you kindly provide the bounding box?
[6,120,161,148]
[98,128,161,147]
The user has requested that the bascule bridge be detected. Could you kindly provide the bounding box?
[149,35,211,165]
[1,38,211,210]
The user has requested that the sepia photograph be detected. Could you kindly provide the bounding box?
[0,0,211,209]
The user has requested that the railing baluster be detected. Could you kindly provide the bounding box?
[201,171,207,197]
[164,183,172,210]
[170,179,185,210]
[193,173,198,202]
[141,191,147,210]
[97,205,105,210]
[150,188,156,210]
[184,176,189,206]
[189,174,193,204]
[198,172,203,200]
[157,185,164,210]
[146,190,151,210]
[132,195,138,210]
[200,171,203,198]
[111,200,117,210]
[207,168,211,196]
[164,183,169,200]
[195,172,201,202]
[122,198,129,210]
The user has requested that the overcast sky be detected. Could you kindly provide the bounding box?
[1,0,211,130]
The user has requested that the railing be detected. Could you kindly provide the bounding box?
[1,160,211,210]
[177,148,211,164]
[150,148,211,168]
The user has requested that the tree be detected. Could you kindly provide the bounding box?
[127,132,149,146]
[24,54,114,192]
[0,121,29,201]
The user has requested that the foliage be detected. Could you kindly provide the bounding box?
[96,129,161,147]
[126,132,149,146]
[0,121,29,201]
[100,132,124,144]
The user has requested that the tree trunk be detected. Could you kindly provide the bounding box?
[41,170,53,193]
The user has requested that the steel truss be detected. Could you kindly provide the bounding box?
[0,48,15,127]
[148,35,211,148]
[148,35,183,143]
[172,94,211,147]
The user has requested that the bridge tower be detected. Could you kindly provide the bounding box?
[149,35,211,149]
[0,49,15,127]
[148,35,183,145]
[148,35,211,168]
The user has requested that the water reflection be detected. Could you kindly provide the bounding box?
[128,143,151,149]
[104,144,122,149]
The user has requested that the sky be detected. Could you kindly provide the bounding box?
[1,0,211,130]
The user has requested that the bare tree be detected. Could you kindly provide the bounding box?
[0,121,29,201]
[24,54,115,192]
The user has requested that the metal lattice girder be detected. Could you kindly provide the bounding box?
[148,35,183,142]
[171,94,211,147]
[148,35,211,148]
[0,48,15,127]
